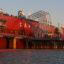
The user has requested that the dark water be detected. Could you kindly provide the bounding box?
[0,50,64,64]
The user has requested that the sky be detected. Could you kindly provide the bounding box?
[0,0,64,27]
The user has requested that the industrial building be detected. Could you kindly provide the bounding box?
[0,10,64,49]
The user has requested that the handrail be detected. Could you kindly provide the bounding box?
[0,28,23,36]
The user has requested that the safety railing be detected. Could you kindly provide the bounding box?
[0,28,24,36]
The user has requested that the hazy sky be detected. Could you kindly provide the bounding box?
[0,0,64,26]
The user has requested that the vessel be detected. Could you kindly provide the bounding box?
[0,10,64,49]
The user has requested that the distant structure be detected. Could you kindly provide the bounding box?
[0,8,3,14]
[58,24,63,34]
[28,10,52,25]
[18,10,26,18]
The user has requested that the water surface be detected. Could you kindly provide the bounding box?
[0,50,64,64]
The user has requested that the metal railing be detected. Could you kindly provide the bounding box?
[0,28,24,36]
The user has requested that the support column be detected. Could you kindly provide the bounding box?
[54,41,57,49]
[26,41,29,49]
[13,38,16,49]
[63,41,64,49]
[6,37,9,49]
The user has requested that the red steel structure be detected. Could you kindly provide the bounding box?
[0,13,64,49]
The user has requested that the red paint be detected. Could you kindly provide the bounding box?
[0,38,7,49]
[0,14,64,49]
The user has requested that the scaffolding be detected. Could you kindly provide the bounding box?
[28,10,52,37]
